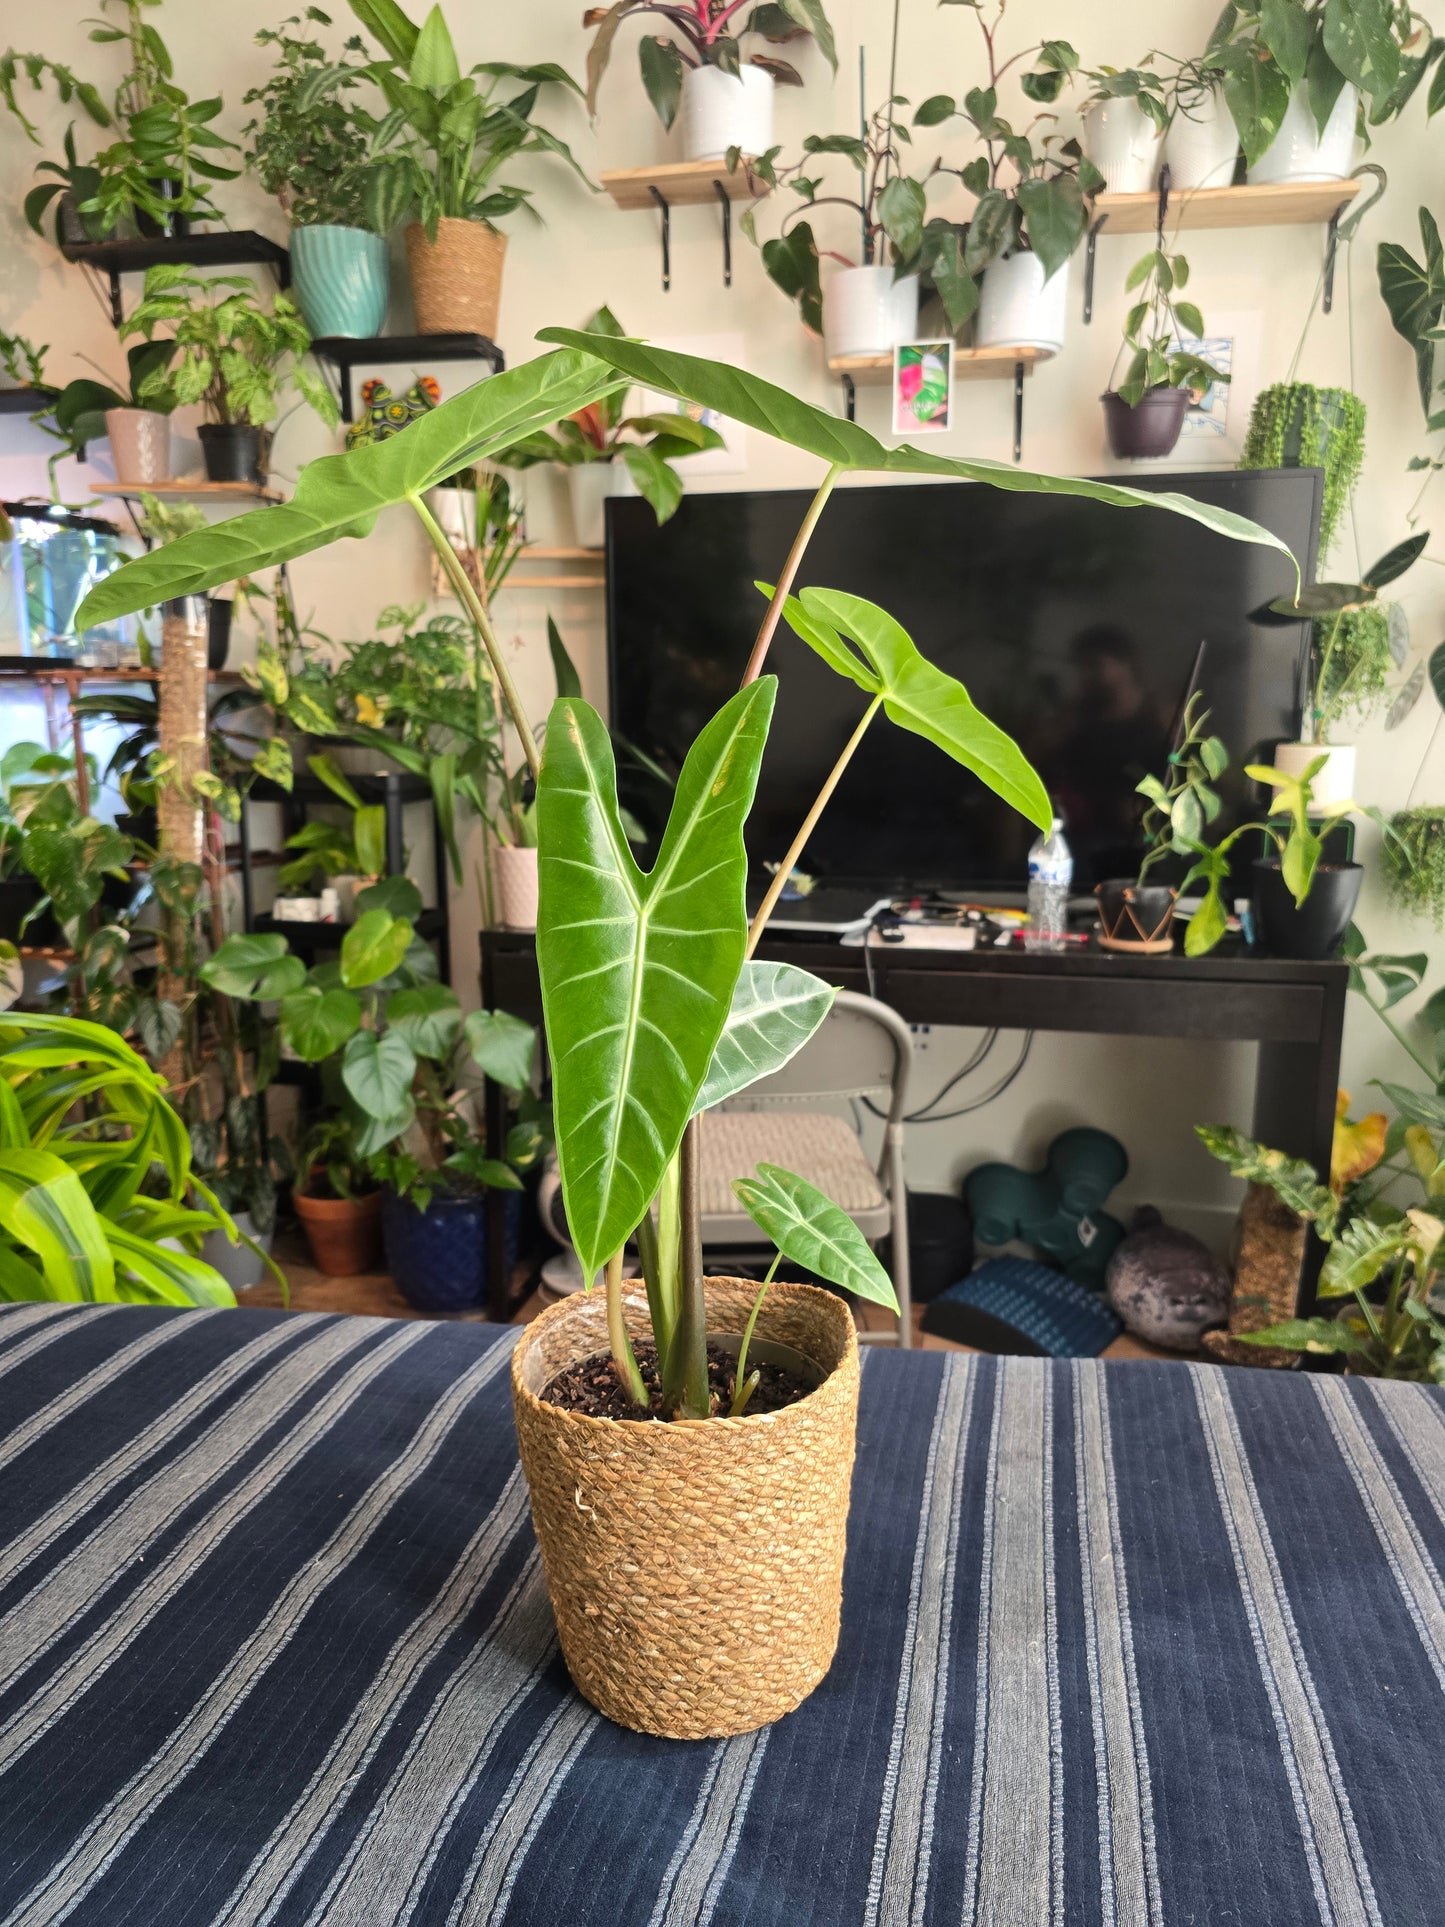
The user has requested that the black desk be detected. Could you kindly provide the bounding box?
[480,930,1347,1323]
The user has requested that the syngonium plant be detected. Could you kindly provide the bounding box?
[75,331,1297,1418]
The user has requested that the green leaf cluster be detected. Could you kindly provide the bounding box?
[583,0,837,130]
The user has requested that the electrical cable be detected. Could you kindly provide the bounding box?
[861,1029,1033,1125]
[908,1031,1034,1123]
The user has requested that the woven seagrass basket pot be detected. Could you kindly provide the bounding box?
[405,219,506,337]
[512,1276,859,1740]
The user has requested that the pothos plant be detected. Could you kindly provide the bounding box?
[75,333,1297,1419]
[583,0,836,130]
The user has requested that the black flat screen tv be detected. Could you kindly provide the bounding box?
[606,469,1321,893]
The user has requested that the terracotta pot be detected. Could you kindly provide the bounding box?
[512,1276,859,1739]
[1095,878,1178,954]
[293,1185,382,1276]
[405,219,506,337]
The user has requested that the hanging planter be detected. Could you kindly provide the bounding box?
[1248,83,1358,185]
[512,1275,858,1739]
[680,63,774,163]
[1101,385,1191,459]
[406,220,506,337]
[290,224,390,339]
[1384,808,1445,926]
[1239,383,1365,559]
[975,252,1069,352]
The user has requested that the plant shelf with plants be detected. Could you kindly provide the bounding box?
[310,334,506,425]
[600,157,772,210]
[59,231,291,329]
[0,386,59,414]
[1092,176,1362,234]
[827,343,1054,380]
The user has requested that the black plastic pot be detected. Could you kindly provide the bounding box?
[1094,878,1178,954]
[1251,859,1362,959]
[198,423,265,485]
[1101,386,1192,460]
[207,597,232,672]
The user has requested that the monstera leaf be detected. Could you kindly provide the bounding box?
[537,681,776,1277]
[777,586,1052,830]
[73,350,628,626]
[693,960,836,1116]
[535,329,1302,579]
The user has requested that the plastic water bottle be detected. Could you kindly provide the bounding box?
[1026,817,1072,952]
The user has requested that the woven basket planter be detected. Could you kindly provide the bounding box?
[405,219,506,337]
[512,1276,859,1739]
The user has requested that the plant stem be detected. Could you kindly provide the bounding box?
[746,695,882,958]
[1363,991,1438,1083]
[730,1251,781,1416]
[412,494,540,782]
[741,464,841,687]
[662,1117,711,1419]
[605,1249,648,1406]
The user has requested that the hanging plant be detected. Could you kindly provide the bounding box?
[1239,381,1366,559]
[1385,807,1445,926]
[1316,602,1394,722]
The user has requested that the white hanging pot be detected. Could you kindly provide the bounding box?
[494,844,540,930]
[1163,86,1240,190]
[567,461,635,550]
[1248,82,1358,185]
[1083,97,1163,194]
[1272,740,1356,808]
[822,264,920,360]
[679,63,774,163]
[976,252,1069,353]
[424,484,474,546]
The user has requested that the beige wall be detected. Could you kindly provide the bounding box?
[1,0,1441,1233]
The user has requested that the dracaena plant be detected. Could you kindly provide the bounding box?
[346,0,588,237]
[497,306,723,522]
[584,0,837,130]
[74,332,1296,1418]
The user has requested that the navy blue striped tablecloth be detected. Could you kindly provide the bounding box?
[0,1304,1441,1926]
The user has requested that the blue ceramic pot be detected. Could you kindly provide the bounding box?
[381,1187,521,1314]
[290,224,388,339]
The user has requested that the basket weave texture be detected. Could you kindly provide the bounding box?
[512,1277,859,1739]
[405,219,505,337]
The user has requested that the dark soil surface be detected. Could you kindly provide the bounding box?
[541,1339,814,1420]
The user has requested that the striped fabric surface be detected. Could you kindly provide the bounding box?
[0,1305,1441,1926]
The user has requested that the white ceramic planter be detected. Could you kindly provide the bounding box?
[425,484,475,546]
[200,1210,274,1293]
[1163,87,1240,189]
[680,62,773,162]
[976,252,1069,353]
[494,844,539,930]
[1273,739,1356,808]
[568,461,634,549]
[1248,82,1357,184]
[1083,97,1163,193]
[822,264,921,360]
[105,407,171,485]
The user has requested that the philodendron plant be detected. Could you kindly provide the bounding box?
[76,332,1296,1417]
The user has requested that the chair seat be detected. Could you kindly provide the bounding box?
[698,1110,890,1244]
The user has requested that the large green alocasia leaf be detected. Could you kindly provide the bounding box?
[73,350,629,627]
[537,680,777,1277]
[731,1162,898,1309]
[780,587,1052,831]
[535,329,1303,580]
[693,961,836,1116]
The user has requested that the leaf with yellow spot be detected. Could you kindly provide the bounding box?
[1331,1090,1387,1194]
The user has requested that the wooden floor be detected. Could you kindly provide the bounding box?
[246,1231,1184,1361]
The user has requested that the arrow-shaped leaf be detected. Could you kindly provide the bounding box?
[730,1160,898,1309]
[537,681,776,1277]
[74,350,628,627]
[693,960,836,1116]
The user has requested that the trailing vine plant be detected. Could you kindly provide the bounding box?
[1239,380,1366,559]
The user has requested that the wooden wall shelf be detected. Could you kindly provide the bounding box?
[92,479,283,504]
[826,344,1055,460]
[600,157,768,292]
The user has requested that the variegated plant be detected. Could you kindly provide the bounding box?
[77,331,1296,1417]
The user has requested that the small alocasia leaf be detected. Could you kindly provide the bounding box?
[72,350,630,627]
[537,681,776,1278]
[730,1161,899,1310]
[385,983,461,1059]
[462,1008,534,1089]
[793,587,1053,831]
[279,984,362,1061]
[341,1029,416,1119]
[340,910,413,988]
[534,329,1302,583]
[693,960,836,1116]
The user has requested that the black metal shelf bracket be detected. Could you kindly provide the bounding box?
[1013,362,1025,463]
[841,371,857,423]
[649,185,672,291]
[714,179,732,286]
[1082,214,1109,324]
[1323,207,1342,314]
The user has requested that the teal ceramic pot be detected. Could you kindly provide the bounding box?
[290,224,388,339]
